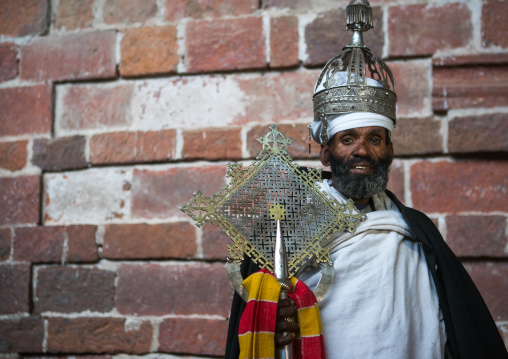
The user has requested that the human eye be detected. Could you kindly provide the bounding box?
[341,136,353,144]
[370,136,381,144]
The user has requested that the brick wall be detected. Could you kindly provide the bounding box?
[0,0,507,357]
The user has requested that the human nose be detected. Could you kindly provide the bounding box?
[352,139,369,157]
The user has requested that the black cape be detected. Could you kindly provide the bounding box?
[225,188,508,359]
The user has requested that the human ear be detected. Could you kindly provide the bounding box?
[320,145,331,167]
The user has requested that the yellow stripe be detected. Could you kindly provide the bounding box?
[298,304,323,337]
[243,271,281,302]
[239,332,275,358]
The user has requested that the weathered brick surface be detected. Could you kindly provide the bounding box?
[270,16,299,69]
[0,228,11,261]
[67,225,99,262]
[103,0,157,25]
[0,264,30,314]
[202,223,231,260]
[115,263,232,316]
[0,42,18,82]
[0,0,49,37]
[47,317,152,353]
[392,117,443,156]
[131,165,226,219]
[387,160,405,203]
[0,317,44,352]
[186,17,266,73]
[410,161,508,213]
[13,226,65,263]
[482,0,508,48]
[33,136,87,171]
[159,318,228,356]
[54,0,94,30]
[446,216,507,258]
[20,31,116,82]
[0,85,52,136]
[389,4,472,56]
[0,141,28,172]
[35,266,115,313]
[305,7,383,67]
[58,84,134,132]
[433,53,508,67]
[103,222,197,259]
[463,262,508,321]
[120,26,179,77]
[90,130,176,165]
[182,128,242,160]
[165,0,257,21]
[0,176,40,226]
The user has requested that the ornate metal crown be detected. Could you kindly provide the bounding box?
[313,0,397,123]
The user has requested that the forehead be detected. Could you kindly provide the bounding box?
[335,126,387,137]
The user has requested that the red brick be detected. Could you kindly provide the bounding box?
[0,85,52,136]
[482,0,508,48]
[186,17,266,73]
[116,263,233,316]
[392,117,443,155]
[35,266,115,313]
[270,16,299,69]
[47,317,152,353]
[67,225,99,262]
[463,262,508,321]
[59,84,134,131]
[159,318,228,356]
[20,31,116,82]
[448,113,508,153]
[410,160,508,213]
[202,222,231,260]
[387,159,404,203]
[165,0,257,21]
[446,216,507,258]
[389,4,472,57]
[0,0,49,37]
[103,0,157,25]
[433,53,508,67]
[54,0,94,30]
[0,228,11,261]
[0,176,40,226]
[103,222,197,259]
[13,226,65,263]
[0,42,18,82]
[182,128,242,160]
[0,141,28,172]
[90,130,176,165]
[305,7,383,67]
[0,264,30,314]
[33,136,87,171]
[132,165,226,219]
[0,317,44,352]
[120,26,178,77]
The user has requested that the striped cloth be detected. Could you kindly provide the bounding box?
[238,268,326,359]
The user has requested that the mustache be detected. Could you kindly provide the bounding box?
[345,156,379,167]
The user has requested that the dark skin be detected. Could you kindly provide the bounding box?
[275,126,394,347]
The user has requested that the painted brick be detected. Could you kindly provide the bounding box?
[446,215,507,258]
[13,226,65,263]
[463,262,508,321]
[103,222,197,259]
[115,263,232,316]
[0,317,44,352]
[120,26,178,77]
[0,176,40,226]
[67,225,99,262]
[387,159,405,203]
[159,318,228,356]
[103,0,157,25]
[0,0,49,37]
[33,136,87,171]
[482,0,508,48]
[389,4,472,57]
[202,223,231,260]
[0,85,52,136]
[58,84,134,132]
[47,317,152,353]
[0,42,18,82]
[270,16,299,69]
[131,165,226,219]
[448,113,508,153]
[90,130,176,165]
[392,117,443,156]
[186,17,266,73]
[0,228,11,261]
[410,160,508,213]
[0,264,30,314]
[0,140,28,172]
[35,266,115,313]
[182,128,242,160]
[305,7,383,67]
[165,0,257,22]
[44,168,131,224]
[54,0,94,30]
[20,31,116,82]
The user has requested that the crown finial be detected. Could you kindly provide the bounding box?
[346,0,373,36]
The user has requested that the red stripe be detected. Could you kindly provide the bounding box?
[239,300,278,335]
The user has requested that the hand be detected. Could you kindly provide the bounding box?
[274,298,299,347]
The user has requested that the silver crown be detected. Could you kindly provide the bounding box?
[313,0,397,127]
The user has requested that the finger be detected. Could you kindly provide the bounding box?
[275,320,299,334]
[275,332,295,347]
[277,305,297,318]
[278,298,295,308]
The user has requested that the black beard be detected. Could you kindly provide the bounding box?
[329,154,391,201]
